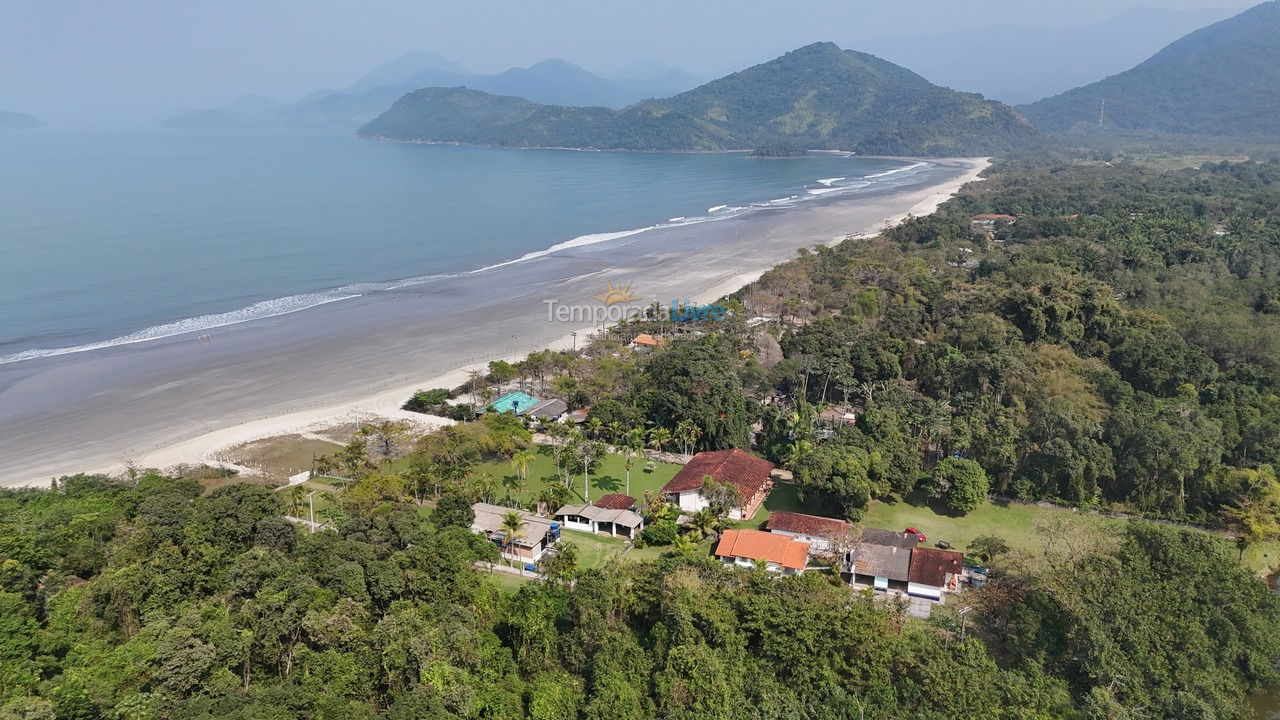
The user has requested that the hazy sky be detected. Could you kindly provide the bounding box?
[0,0,1254,124]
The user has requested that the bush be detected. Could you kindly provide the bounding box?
[402,388,453,412]
[640,519,679,546]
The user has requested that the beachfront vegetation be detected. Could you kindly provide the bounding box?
[2,472,1278,719]
[359,42,1040,156]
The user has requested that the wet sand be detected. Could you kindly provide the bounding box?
[0,157,987,486]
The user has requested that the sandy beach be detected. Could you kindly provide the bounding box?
[0,156,987,487]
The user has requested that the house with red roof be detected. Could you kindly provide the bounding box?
[661,448,775,520]
[907,547,964,600]
[765,511,853,552]
[714,528,810,575]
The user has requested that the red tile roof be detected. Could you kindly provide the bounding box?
[908,547,964,587]
[766,511,851,538]
[715,529,809,570]
[593,493,636,510]
[662,449,774,500]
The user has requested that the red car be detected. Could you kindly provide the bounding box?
[904,527,926,543]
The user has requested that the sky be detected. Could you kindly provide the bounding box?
[0,0,1255,125]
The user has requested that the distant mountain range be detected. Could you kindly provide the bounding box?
[854,6,1240,106]
[358,42,1040,156]
[0,110,43,129]
[163,53,702,132]
[1021,1,1280,136]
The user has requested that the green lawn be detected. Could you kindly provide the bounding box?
[471,446,683,507]
[484,569,534,593]
[858,491,1280,574]
[732,482,822,529]
[559,529,630,570]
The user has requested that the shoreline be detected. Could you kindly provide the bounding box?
[0,156,988,487]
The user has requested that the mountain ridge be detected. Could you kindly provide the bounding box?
[1020,1,1280,136]
[358,42,1040,156]
[164,53,702,131]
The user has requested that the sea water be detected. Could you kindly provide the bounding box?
[0,130,929,363]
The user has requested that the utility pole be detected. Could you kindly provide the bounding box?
[958,606,973,640]
[570,331,577,352]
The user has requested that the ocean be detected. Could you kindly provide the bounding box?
[0,130,927,364]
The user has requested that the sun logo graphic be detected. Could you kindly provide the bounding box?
[590,281,639,306]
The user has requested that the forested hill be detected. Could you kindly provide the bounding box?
[358,43,1041,156]
[1021,1,1280,136]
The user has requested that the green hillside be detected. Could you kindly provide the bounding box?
[1021,1,1280,136]
[359,43,1040,156]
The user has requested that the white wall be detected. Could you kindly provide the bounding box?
[770,529,831,551]
[676,489,709,513]
[907,582,943,599]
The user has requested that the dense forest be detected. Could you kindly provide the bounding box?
[358,43,1040,156]
[557,155,1280,535]
[1021,1,1280,137]
[2,473,1277,720]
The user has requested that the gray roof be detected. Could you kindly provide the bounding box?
[554,503,644,529]
[853,543,912,581]
[471,503,552,548]
[860,528,919,549]
[525,398,568,418]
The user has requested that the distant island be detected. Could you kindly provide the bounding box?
[358,42,1041,157]
[0,110,43,129]
[1022,1,1280,136]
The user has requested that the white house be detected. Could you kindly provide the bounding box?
[554,502,645,539]
[661,448,775,520]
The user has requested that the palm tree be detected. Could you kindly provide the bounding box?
[782,439,814,471]
[690,507,719,540]
[647,426,672,454]
[586,416,604,441]
[500,510,526,569]
[510,449,537,497]
[608,420,625,445]
[675,419,702,455]
[288,484,307,516]
[626,427,646,456]
[671,532,699,558]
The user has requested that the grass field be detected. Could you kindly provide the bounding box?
[858,490,1280,574]
[560,529,630,569]
[469,446,683,507]
[485,570,534,592]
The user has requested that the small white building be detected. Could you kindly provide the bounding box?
[554,502,645,539]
